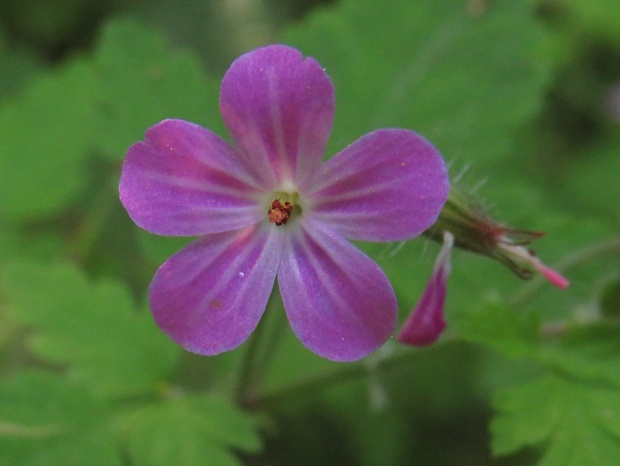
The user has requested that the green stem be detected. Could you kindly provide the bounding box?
[234,314,267,406]
[509,236,620,309]
[250,341,454,410]
[234,292,287,406]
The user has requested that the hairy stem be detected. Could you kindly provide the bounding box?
[248,343,452,410]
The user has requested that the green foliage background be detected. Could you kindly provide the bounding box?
[1,0,619,465]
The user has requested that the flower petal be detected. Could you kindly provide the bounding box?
[306,129,449,242]
[278,220,397,361]
[149,224,282,355]
[120,119,264,236]
[220,45,335,186]
[397,231,454,347]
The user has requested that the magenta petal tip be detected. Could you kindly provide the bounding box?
[538,264,570,290]
[398,232,454,347]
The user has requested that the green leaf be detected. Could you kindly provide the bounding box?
[136,229,194,268]
[0,370,120,466]
[600,277,620,318]
[451,301,539,358]
[551,134,620,227]
[92,18,223,161]
[539,323,620,390]
[283,0,552,167]
[490,323,620,464]
[0,225,67,263]
[566,0,620,47]
[0,59,96,220]
[0,261,180,397]
[127,394,261,466]
[491,374,620,466]
[0,40,42,101]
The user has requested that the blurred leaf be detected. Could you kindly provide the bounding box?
[539,323,620,390]
[127,394,261,466]
[0,0,102,54]
[0,225,67,263]
[489,322,620,464]
[0,370,119,466]
[552,134,620,227]
[0,41,42,101]
[600,277,620,318]
[283,0,552,168]
[452,301,539,358]
[0,59,96,221]
[136,229,194,268]
[351,409,412,466]
[93,18,223,161]
[492,374,620,466]
[0,261,180,397]
[565,0,620,47]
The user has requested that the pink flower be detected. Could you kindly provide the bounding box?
[119,45,449,361]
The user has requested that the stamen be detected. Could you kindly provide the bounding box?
[268,199,294,226]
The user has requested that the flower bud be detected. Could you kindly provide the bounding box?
[397,231,453,346]
[398,184,569,349]
[424,185,569,288]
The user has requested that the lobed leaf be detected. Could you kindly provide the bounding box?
[452,301,540,358]
[126,394,261,466]
[492,374,620,466]
[92,18,223,161]
[539,323,620,390]
[0,60,96,221]
[0,261,180,397]
[0,371,119,466]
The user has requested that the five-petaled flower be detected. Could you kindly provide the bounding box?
[119,45,449,361]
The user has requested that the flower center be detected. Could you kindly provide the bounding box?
[268,191,301,226]
[268,199,293,226]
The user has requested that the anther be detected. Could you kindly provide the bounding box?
[268,199,294,226]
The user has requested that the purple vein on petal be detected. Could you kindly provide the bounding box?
[119,119,264,236]
[220,45,335,185]
[278,219,397,361]
[306,129,449,242]
[149,223,283,355]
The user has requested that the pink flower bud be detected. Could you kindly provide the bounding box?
[398,231,453,347]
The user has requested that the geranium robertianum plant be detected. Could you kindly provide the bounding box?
[119,44,568,360]
[119,44,450,361]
